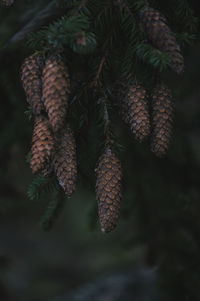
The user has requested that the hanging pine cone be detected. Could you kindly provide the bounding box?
[96,147,122,233]
[121,81,150,142]
[30,116,55,174]
[151,84,174,157]
[54,126,77,197]
[21,54,44,115]
[42,56,70,133]
[1,0,14,6]
[140,7,184,74]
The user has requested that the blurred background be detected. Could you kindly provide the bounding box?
[0,1,200,301]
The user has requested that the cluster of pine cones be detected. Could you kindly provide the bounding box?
[121,81,174,158]
[119,6,182,157]
[20,6,184,233]
[21,54,121,233]
[21,54,77,198]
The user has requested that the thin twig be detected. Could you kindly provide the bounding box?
[91,56,107,87]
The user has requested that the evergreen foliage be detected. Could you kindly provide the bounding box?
[0,0,200,300]
[27,174,57,201]
[40,188,67,231]
[14,0,199,240]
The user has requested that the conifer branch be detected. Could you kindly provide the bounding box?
[40,188,67,231]
[8,1,63,44]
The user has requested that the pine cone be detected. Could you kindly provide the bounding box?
[54,126,77,197]
[1,0,14,6]
[122,82,150,142]
[140,7,184,74]
[30,116,55,174]
[21,54,44,115]
[42,56,70,133]
[151,84,174,157]
[96,147,122,233]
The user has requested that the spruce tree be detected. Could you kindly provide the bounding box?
[0,0,200,300]
[15,0,197,231]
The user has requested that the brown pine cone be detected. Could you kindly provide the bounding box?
[96,147,122,233]
[54,126,77,197]
[1,0,14,6]
[151,84,174,157]
[140,7,184,74]
[121,82,150,142]
[30,116,55,174]
[21,53,44,115]
[42,56,70,133]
